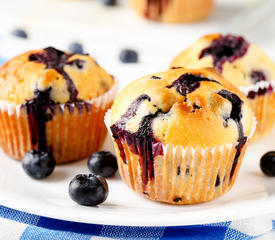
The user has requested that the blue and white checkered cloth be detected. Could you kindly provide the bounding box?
[0,204,274,240]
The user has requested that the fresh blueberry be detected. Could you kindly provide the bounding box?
[69,174,108,206]
[68,42,84,54]
[88,151,118,178]
[11,28,28,39]
[101,0,116,6]
[119,49,138,63]
[260,151,275,176]
[22,150,56,179]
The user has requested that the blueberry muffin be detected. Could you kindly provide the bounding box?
[105,68,255,204]
[0,47,117,163]
[128,0,213,23]
[171,34,275,141]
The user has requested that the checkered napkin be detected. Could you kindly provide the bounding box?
[0,205,274,240]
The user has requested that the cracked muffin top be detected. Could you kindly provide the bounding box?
[110,68,254,148]
[170,34,275,87]
[0,47,114,105]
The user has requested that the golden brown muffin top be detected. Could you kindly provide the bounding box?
[110,68,254,148]
[170,34,275,87]
[0,47,114,104]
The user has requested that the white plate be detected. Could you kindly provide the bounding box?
[0,0,275,227]
[0,130,275,227]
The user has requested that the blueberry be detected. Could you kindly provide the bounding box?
[250,70,266,84]
[119,49,138,63]
[88,151,118,178]
[260,151,275,176]
[69,174,108,206]
[11,28,28,39]
[199,34,249,72]
[68,42,84,54]
[101,0,116,6]
[22,150,56,179]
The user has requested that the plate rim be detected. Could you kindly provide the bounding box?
[1,186,275,227]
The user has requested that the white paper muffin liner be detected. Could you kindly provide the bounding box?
[238,80,275,96]
[105,110,256,204]
[239,80,275,141]
[0,79,118,163]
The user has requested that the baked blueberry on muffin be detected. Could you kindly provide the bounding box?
[128,0,213,23]
[105,68,255,204]
[0,47,117,163]
[170,34,275,141]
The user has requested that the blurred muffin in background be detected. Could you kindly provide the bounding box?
[0,47,117,163]
[171,34,275,141]
[128,0,213,23]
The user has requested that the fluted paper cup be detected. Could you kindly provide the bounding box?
[239,80,275,142]
[0,80,118,164]
[105,110,256,204]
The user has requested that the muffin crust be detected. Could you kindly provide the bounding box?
[110,68,253,147]
[0,47,114,104]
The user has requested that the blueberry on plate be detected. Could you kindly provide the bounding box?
[11,28,28,39]
[69,174,108,206]
[260,151,275,176]
[88,151,118,178]
[22,150,56,179]
[119,49,138,63]
[68,42,84,54]
[101,0,116,6]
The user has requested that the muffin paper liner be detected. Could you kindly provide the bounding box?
[0,80,118,164]
[128,0,213,23]
[239,80,275,142]
[105,110,256,204]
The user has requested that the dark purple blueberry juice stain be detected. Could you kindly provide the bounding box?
[111,95,150,131]
[166,73,220,97]
[22,88,55,151]
[171,67,183,69]
[151,76,161,80]
[246,70,273,99]
[250,71,266,84]
[145,0,170,19]
[215,175,220,187]
[173,197,182,203]
[185,168,189,176]
[23,47,87,152]
[110,94,164,184]
[192,103,201,113]
[29,47,81,102]
[247,84,273,99]
[22,91,91,152]
[217,90,247,180]
[177,166,181,175]
[67,59,85,69]
[199,35,249,72]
